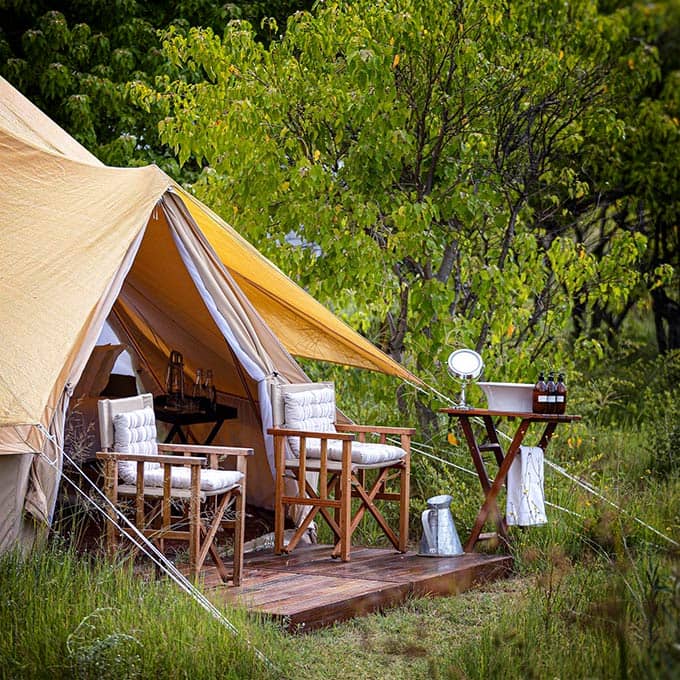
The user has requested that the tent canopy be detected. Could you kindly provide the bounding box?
[0,76,420,553]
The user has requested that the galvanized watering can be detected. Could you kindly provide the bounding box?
[419,494,464,557]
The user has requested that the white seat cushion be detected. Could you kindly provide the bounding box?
[113,407,160,484]
[283,388,405,465]
[297,436,406,465]
[343,441,405,465]
[142,466,243,492]
[113,407,243,491]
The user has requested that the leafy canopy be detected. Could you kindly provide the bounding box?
[143,0,676,397]
[0,0,313,171]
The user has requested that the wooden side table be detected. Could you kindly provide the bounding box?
[440,408,581,551]
[153,395,237,444]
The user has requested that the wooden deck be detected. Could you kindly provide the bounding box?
[202,544,513,631]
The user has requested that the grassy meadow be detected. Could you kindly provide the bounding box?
[1,351,679,679]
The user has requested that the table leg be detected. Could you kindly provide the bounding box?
[458,417,492,494]
[538,422,558,450]
[204,419,225,445]
[465,419,531,551]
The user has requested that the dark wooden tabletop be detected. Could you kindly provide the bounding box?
[439,407,581,422]
[153,395,237,426]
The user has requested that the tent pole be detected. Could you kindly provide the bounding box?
[109,305,165,392]
[224,340,263,428]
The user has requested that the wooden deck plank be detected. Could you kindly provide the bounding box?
[203,544,512,631]
[247,577,406,615]
[284,582,411,631]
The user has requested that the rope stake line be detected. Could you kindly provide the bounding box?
[483,416,679,548]
[409,442,585,519]
[543,457,680,548]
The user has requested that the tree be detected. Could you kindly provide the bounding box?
[602,1,680,353]
[0,0,312,172]
[549,1,680,354]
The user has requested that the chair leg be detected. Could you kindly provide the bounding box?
[198,493,232,581]
[189,469,201,580]
[338,443,352,561]
[232,488,245,586]
[103,459,118,554]
[398,458,410,552]
[333,475,341,531]
[350,469,401,550]
[273,437,286,556]
[332,461,410,556]
[231,453,249,586]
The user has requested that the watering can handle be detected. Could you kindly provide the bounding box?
[421,509,436,551]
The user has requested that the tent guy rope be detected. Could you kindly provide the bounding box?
[408,438,583,519]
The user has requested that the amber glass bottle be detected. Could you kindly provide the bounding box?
[532,372,547,413]
[545,372,556,414]
[555,373,567,414]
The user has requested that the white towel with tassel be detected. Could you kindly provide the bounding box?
[506,445,547,526]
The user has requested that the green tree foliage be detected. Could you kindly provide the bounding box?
[138,1,678,420]
[0,0,312,172]
[3,1,679,425]
[594,1,680,353]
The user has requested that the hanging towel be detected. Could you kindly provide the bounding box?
[506,445,547,526]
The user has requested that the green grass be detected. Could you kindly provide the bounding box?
[0,543,286,679]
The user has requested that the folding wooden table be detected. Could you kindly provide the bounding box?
[440,408,581,551]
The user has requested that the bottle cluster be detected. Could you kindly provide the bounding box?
[192,368,217,410]
[532,371,567,414]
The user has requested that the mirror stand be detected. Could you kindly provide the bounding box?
[447,349,484,409]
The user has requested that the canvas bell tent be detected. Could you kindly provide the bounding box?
[0,76,420,554]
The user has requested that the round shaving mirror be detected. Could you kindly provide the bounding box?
[447,349,484,408]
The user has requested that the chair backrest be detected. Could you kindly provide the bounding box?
[98,393,154,450]
[271,382,337,459]
[271,382,335,428]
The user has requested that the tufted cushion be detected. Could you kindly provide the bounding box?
[283,387,337,458]
[113,407,160,484]
[112,407,243,490]
[283,388,405,465]
[142,467,243,491]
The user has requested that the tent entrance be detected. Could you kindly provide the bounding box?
[95,196,302,510]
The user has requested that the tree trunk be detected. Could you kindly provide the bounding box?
[651,287,680,353]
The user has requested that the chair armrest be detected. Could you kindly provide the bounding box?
[157,443,254,457]
[267,427,354,441]
[96,451,207,466]
[335,424,416,436]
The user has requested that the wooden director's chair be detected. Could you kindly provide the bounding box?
[268,382,413,561]
[96,393,252,584]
